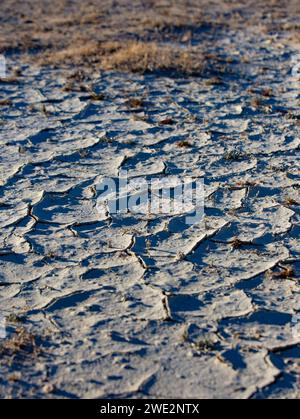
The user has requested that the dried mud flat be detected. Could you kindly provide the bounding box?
[0,0,300,399]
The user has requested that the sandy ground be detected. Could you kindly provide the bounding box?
[0,0,300,399]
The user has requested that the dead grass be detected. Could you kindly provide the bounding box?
[159,117,175,125]
[283,197,299,207]
[42,43,101,66]
[0,99,13,106]
[0,0,299,74]
[0,327,40,360]
[0,0,208,75]
[126,98,145,108]
[177,140,192,148]
[100,42,203,75]
[42,40,204,75]
[272,266,296,279]
[229,237,253,250]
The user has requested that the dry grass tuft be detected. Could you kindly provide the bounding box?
[177,140,192,148]
[0,327,40,360]
[0,99,13,106]
[0,0,299,75]
[272,266,295,279]
[42,43,101,66]
[100,41,204,75]
[283,197,299,206]
[41,40,204,75]
[126,98,145,108]
[159,117,175,125]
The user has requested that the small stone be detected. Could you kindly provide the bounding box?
[42,383,55,394]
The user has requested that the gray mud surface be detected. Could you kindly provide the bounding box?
[0,1,300,399]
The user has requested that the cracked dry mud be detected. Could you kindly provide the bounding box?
[0,10,300,400]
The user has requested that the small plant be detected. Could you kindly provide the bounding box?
[0,327,39,359]
[126,98,144,109]
[251,97,262,108]
[181,327,189,342]
[261,87,273,97]
[223,150,245,161]
[0,76,19,84]
[0,99,12,106]
[176,251,185,261]
[181,326,217,352]
[192,337,216,352]
[229,237,248,250]
[233,180,257,188]
[283,197,299,206]
[273,266,295,279]
[8,372,22,382]
[79,150,89,157]
[63,82,90,93]
[42,383,56,394]
[6,314,23,324]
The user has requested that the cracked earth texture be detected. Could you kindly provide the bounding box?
[0,4,300,400]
